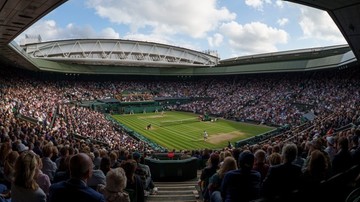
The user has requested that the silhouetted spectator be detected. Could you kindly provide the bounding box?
[221,151,261,202]
[49,153,105,202]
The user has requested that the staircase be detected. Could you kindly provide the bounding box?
[146,171,202,202]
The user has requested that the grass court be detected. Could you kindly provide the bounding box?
[112,111,274,150]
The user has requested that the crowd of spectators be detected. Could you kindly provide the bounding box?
[0,65,360,201]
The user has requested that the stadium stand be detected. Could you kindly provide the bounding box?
[0,64,360,201]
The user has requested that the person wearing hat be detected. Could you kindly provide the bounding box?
[324,136,336,161]
[220,151,261,202]
[16,140,29,153]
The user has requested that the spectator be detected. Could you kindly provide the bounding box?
[253,149,269,183]
[53,155,71,183]
[87,153,106,190]
[200,153,220,201]
[100,156,111,176]
[221,151,261,202]
[98,167,130,202]
[331,137,352,175]
[3,151,19,189]
[132,152,157,195]
[121,159,144,202]
[109,151,120,169]
[33,141,43,158]
[167,149,175,159]
[262,143,302,200]
[324,136,336,161]
[93,149,102,170]
[208,156,237,202]
[268,152,281,166]
[299,149,330,202]
[301,149,329,187]
[12,151,46,202]
[49,153,105,202]
[41,144,57,182]
[55,146,69,168]
[293,144,305,168]
[35,155,51,197]
[17,142,29,154]
[0,142,12,167]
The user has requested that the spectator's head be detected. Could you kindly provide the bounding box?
[3,150,19,181]
[208,153,220,168]
[59,146,69,157]
[42,144,53,158]
[281,143,297,163]
[14,151,39,190]
[100,156,111,175]
[34,154,43,170]
[219,151,225,162]
[238,151,254,170]
[105,167,127,192]
[121,159,137,183]
[307,149,328,177]
[132,152,141,162]
[69,153,93,181]
[109,151,118,165]
[219,156,237,178]
[254,149,266,164]
[17,143,29,153]
[268,152,281,166]
[58,155,72,172]
[310,138,323,151]
[326,136,335,147]
[94,149,100,158]
[224,150,232,158]
[0,141,12,163]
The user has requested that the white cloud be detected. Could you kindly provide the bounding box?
[122,33,170,45]
[122,33,200,51]
[277,18,289,26]
[275,0,284,8]
[16,20,120,42]
[245,0,271,11]
[299,7,346,43]
[220,21,288,55]
[86,0,236,38]
[100,28,120,39]
[208,33,224,47]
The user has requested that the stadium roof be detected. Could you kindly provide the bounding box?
[0,0,359,74]
[20,38,219,68]
[285,0,360,62]
[0,0,67,71]
[219,44,351,66]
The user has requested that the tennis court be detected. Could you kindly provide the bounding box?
[112,111,274,150]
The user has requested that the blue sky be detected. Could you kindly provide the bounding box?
[16,0,347,59]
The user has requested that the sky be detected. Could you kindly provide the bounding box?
[16,0,348,60]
